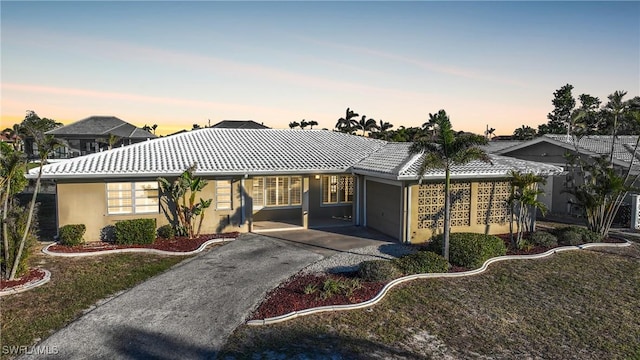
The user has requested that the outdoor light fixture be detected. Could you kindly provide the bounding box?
[315,175,320,179]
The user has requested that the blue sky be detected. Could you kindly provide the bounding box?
[2,1,638,135]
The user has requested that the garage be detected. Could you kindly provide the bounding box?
[365,179,402,240]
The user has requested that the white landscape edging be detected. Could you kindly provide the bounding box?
[0,269,52,297]
[247,239,632,326]
[42,237,235,257]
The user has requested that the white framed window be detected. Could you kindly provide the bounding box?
[322,175,354,205]
[252,176,302,208]
[215,180,232,210]
[107,181,159,215]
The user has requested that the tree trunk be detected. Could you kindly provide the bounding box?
[2,176,11,279]
[9,169,41,280]
[443,169,451,262]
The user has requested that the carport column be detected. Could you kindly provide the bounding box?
[302,176,309,229]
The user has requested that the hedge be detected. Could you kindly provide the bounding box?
[59,224,86,246]
[428,232,506,269]
[392,251,449,275]
[114,218,157,245]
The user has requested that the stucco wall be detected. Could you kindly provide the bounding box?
[57,178,248,242]
[408,180,513,244]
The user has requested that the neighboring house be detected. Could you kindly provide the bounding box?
[494,134,640,219]
[210,120,270,129]
[29,129,561,243]
[43,116,157,159]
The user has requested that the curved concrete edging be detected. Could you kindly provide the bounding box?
[0,269,51,297]
[42,237,236,257]
[247,239,632,326]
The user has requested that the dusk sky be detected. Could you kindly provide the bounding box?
[2,1,638,136]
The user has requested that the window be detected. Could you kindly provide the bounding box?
[322,175,354,204]
[253,176,302,208]
[107,181,159,215]
[215,180,232,210]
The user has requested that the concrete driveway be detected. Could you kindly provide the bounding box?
[21,234,322,360]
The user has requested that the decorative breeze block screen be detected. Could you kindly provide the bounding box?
[417,182,471,229]
[476,181,510,225]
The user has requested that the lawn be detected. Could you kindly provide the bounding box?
[221,244,640,359]
[0,246,190,357]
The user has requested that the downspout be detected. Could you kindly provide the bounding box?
[405,183,411,244]
[240,177,246,227]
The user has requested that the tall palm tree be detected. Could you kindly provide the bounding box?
[289,121,300,129]
[421,113,439,140]
[335,107,359,134]
[605,90,628,164]
[300,119,309,130]
[409,110,489,261]
[9,119,64,280]
[357,115,379,136]
[307,120,319,129]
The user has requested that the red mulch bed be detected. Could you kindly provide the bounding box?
[1,268,46,291]
[47,232,239,253]
[251,273,385,320]
[251,233,629,320]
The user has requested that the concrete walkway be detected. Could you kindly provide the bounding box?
[22,234,322,360]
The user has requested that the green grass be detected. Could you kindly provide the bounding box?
[221,245,640,359]
[0,249,189,356]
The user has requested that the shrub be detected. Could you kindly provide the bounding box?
[100,225,116,243]
[59,224,86,246]
[1,202,38,278]
[392,251,449,275]
[516,238,534,251]
[157,224,175,239]
[319,277,362,300]
[429,232,507,269]
[358,260,402,282]
[553,226,602,246]
[114,218,157,245]
[528,231,558,248]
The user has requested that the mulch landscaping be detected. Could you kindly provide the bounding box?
[250,234,629,320]
[0,268,46,291]
[47,232,239,253]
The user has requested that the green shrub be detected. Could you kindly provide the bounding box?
[392,251,449,275]
[157,224,175,239]
[1,202,38,278]
[114,218,157,245]
[429,232,507,269]
[529,231,558,247]
[59,224,86,246]
[358,260,402,282]
[319,277,362,300]
[553,226,602,246]
[517,238,534,251]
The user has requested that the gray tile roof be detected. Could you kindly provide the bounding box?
[544,134,639,164]
[31,129,562,180]
[211,120,270,129]
[353,143,563,180]
[46,116,157,139]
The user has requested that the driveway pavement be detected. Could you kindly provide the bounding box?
[21,234,322,360]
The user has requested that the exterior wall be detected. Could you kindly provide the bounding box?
[56,177,248,242]
[408,180,513,244]
[365,179,402,240]
[503,142,573,165]
[308,175,352,224]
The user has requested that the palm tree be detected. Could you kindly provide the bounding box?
[97,133,121,151]
[9,119,64,280]
[357,115,379,136]
[300,119,309,130]
[307,120,319,129]
[409,110,489,261]
[335,107,359,134]
[422,113,439,140]
[289,121,300,129]
[605,90,628,164]
[512,125,537,140]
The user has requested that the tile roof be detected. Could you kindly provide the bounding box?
[353,143,563,180]
[31,129,562,180]
[544,134,639,164]
[46,116,157,139]
[211,120,270,129]
[32,129,386,179]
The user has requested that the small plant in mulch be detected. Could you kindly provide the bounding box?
[250,273,384,320]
